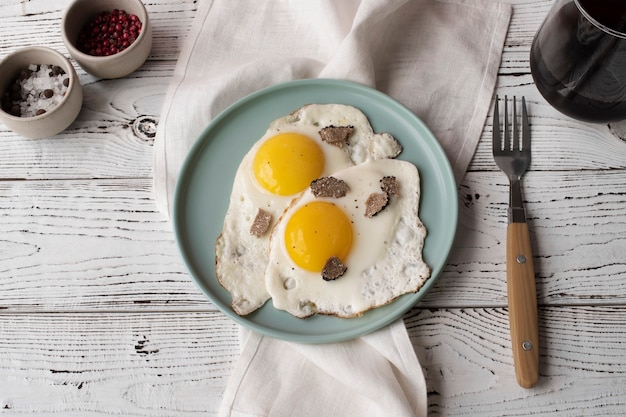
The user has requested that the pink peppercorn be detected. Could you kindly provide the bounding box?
[76,9,142,57]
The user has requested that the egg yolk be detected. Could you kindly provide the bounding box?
[253,132,325,196]
[284,201,353,272]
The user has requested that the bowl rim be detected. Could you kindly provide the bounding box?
[0,46,79,122]
[61,0,150,63]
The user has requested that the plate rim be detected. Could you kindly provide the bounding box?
[172,78,458,343]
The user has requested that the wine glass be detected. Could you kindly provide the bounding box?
[530,0,626,123]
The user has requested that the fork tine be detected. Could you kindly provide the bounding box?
[513,96,519,151]
[493,95,500,151]
[504,96,510,151]
[521,96,530,151]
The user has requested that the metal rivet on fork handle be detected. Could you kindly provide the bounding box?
[522,341,533,351]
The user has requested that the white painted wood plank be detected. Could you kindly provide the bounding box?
[0,170,624,312]
[427,169,626,307]
[467,78,626,173]
[0,178,209,312]
[406,306,626,416]
[1,307,625,416]
[0,312,240,416]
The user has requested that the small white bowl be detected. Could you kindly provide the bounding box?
[0,46,83,139]
[61,0,152,79]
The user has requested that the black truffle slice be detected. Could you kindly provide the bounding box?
[310,176,350,198]
[380,175,399,196]
[322,256,347,281]
[318,125,354,148]
[249,208,272,237]
[364,192,389,218]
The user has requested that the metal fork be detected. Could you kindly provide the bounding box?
[493,95,539,389]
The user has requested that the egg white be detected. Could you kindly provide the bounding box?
[215,104,402,315]
[265,159,430,319]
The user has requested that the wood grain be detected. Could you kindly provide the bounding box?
[0,312,239,416]
[0,178,208,312]
[1,308,625,415]
[0,170,624,312]
[427,170,626,308]
[405,307,626,416]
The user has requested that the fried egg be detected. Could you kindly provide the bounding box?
[265,158,430,319]
[215,104,402,315]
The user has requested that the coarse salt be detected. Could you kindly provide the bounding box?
[1,64,70,118]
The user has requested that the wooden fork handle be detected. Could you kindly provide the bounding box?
[507,222,539,388]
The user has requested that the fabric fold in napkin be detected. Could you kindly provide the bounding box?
[220,321,426,417]
[154,0,511,415]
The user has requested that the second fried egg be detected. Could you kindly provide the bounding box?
[265,158,430,319]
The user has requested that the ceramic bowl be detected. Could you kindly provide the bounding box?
[0,46,83,139]
[61,0,152,79]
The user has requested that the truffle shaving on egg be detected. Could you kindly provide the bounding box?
[380,175,399,196]
[322,256,348,281]
[364,175,399,217]
[249,208,272,237]
[364,192,389,218]
[310,176,350,198]
[318,125,354,148]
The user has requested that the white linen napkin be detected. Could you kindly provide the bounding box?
[220,321,426,417]
[153,0,511,415]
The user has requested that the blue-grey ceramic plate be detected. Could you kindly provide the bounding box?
[173,79,458,343]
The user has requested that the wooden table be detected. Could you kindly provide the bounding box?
[1,0,625,415]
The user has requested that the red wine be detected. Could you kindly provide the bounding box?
[530,0,626,123]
